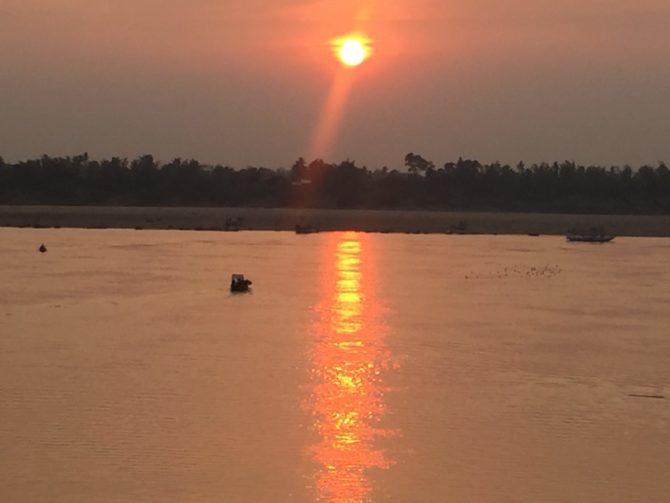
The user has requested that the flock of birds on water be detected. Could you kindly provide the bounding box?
[465,264,562,280]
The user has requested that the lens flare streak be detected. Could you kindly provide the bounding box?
[307,33,372,161]
[307,71,355,162]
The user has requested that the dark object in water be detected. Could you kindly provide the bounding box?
[224,217,241,231]
[38,243,47,253]
[230,273,252,293]
[628,393,665,400]
[566,227,614,243]
[295,223,317,234]
[452,220,467,234]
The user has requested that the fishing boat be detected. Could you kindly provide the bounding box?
[566,228,614,243]
[230,273,252,293]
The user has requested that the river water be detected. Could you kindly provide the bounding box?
[1,228,669,502]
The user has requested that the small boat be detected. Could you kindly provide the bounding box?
[224,217,241,231]
[566,228,614,243]
[452,220,467,234]
[295,223,317,234]
[230,273,252,293]
[38,243,47,253]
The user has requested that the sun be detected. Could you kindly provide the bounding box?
[331,34,372,67]
[339,40,367,66]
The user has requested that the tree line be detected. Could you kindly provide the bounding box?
[0,153,669,214]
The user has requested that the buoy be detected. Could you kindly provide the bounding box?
[38,244,47,253]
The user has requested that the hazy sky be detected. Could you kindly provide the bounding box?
[2,0,669,168]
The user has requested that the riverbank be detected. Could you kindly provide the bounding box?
[1,205,669,236]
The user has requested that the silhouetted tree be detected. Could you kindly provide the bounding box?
[404,152,435,176]
[1,153,669,214]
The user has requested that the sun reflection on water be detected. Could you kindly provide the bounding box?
[308,231,395,503]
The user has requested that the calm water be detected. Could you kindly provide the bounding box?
[1,228,669,502]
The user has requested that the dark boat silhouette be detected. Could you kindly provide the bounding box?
[566,227,614,243]
[295,223,317,234]
[230,273,252,293]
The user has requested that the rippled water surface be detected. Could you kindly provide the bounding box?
[1,228,669,502]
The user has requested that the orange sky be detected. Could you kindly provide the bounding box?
[1,0,669,167]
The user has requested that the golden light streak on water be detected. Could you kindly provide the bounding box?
[307,232,394,503]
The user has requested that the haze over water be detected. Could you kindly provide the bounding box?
[1,228,669,502]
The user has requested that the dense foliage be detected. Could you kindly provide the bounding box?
[1,153,669,213]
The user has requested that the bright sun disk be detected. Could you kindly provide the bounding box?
[332,35,371,67]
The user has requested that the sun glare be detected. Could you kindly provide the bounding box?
[332,35,372,67]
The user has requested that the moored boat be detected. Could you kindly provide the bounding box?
[566,228,614,243]
[295,223,318,234]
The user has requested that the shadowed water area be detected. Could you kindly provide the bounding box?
[1,228,669,502]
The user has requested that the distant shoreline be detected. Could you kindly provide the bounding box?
[1,205,669,237]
